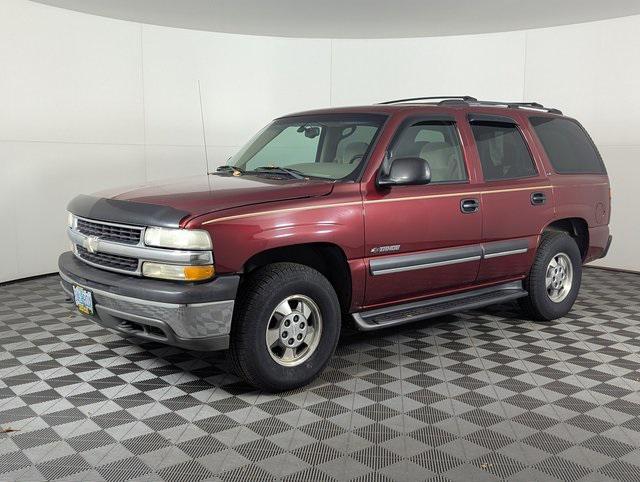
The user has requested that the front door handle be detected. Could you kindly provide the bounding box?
[531,192,546,205]
[460,198,480,213]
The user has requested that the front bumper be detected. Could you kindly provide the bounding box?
[59,252,239,351]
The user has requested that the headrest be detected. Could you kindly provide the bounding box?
[419,142,451,166]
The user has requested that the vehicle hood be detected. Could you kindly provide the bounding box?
[93,173,335,219]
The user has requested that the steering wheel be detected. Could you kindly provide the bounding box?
[348,154,365,164]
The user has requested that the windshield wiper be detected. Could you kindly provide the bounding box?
[252,166,306,180]
[213,165,245,175]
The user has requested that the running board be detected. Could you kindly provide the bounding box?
[352,281,527,331]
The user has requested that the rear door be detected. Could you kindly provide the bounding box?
[362,113,483,307]
[467,113,555,283]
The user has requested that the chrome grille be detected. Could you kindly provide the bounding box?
[68,215,214,277]
[76,218,142,245]
[76,245,139,272]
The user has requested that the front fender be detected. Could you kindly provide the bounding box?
[187,191,364,274]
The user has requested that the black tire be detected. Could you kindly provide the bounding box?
[229,262,341,392]
[519,231,582,321]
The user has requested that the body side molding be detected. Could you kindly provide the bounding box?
[369,238,531,276]
[482,238,530,258]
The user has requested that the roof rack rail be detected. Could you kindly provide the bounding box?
[438,98,562,115]
[379,96,477,105]
[505,102,563,115]
[378,96,562,114]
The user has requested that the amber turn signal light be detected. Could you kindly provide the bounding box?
[142,263,215,281]
[183,265,216,281]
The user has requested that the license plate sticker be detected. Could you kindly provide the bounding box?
[73,285,94,315]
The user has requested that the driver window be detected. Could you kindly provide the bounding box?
[246,125,321,170]
[392,121,467,183]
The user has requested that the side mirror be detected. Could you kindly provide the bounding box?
[377,157,431,187]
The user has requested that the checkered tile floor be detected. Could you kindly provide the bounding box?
[1,268,640,481]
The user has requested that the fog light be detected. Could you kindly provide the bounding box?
[142,263,215,281]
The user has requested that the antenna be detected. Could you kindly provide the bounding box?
[197,80,210,174]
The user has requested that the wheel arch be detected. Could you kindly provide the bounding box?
[242,243,352,313]
[542,217,589,260]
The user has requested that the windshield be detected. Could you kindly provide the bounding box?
[228,114,386,181]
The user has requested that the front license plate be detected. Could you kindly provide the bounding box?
[73,285,94,315]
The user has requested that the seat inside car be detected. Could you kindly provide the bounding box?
[395,140,428,158]
[419,141,462,182]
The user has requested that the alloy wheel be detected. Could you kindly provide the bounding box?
[546,252,573,303]
[265,295,323,366]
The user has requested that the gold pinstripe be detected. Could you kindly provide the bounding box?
[202,201,363,224]
[202,183,607,225]
[364,185,549,205]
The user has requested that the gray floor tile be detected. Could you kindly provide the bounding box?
[1,269,640,480]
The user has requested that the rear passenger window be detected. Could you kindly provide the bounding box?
[530,117,605,174]
[471,122,537,181]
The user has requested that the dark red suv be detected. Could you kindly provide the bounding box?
[59,96,612,391]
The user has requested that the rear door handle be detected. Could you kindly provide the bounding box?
[460,198,480,213]
[531,192,546,205]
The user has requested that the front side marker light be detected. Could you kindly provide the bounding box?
[142,262,215,281]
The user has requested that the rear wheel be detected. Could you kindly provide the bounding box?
[229,263,341,392]
[519,232,582,320]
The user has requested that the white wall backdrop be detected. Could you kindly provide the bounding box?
[0,0,638,282]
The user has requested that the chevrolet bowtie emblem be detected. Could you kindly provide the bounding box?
[84,236,100,254]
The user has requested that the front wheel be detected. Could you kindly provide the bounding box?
[519,232,582,321]
[229,263,341,392]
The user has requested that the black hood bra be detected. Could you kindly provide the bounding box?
[67,195,189,228]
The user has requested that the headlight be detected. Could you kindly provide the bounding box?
[142,262,215,281]
[67,212,74,228]
[144,227,212,250]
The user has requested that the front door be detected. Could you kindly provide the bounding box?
[363,115,483,308]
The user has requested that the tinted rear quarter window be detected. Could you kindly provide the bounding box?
[530,117,605,174]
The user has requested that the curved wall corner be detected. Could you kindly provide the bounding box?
[0,0,638,281]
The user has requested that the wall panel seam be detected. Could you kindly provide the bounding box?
[140,24,148,181]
